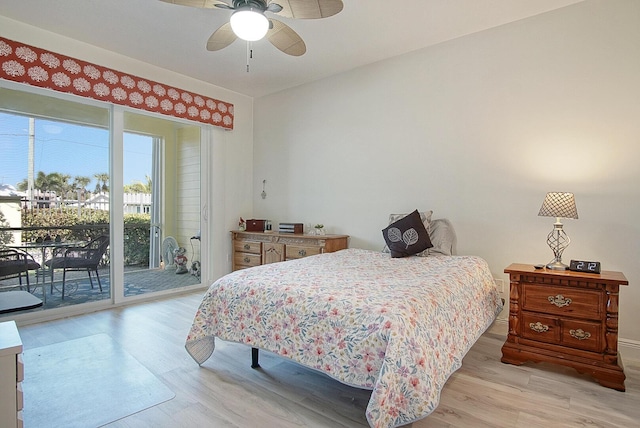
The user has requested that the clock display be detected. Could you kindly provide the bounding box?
[569,259,601,274]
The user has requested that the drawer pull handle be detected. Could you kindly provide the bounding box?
[243,257,250,263]
[548,294,572,308]
[243,244,251,250]
[529,322,549,333]
[570,329,591,340]
[298,249,307,257]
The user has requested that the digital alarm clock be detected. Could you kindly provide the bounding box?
[568,259,601,274]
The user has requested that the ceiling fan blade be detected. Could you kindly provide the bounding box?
[267,19,306,56]
[272,0,343,19]
[159,0,230,9]
[214,2,234,10]
[206,22,238,51]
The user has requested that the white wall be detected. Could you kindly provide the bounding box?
[0,15,255,283]
[253,0,640,350]
[175,126,201,261]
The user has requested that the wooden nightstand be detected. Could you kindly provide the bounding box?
[501,263,628,391]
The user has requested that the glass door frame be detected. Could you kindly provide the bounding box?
[0,80,210,321]
[111,106,210,305]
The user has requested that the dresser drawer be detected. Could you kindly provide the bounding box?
[231,231,349,272]
[521,312,560,344]
[16,354,24,382]
[234,252,261,268]
[16,382,23,411]
[234,241,262,254]
[522,284,602,320]
[286,245,321,260]
[562,319,603,352]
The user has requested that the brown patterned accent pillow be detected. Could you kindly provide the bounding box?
[382,209,433,258]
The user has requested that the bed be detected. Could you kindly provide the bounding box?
[185,217,502,428]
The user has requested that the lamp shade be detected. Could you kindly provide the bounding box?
[230,8,269,41]
[538,192,578,219]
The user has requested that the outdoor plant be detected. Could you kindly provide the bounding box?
[22,208,110,242]
[0,210,12,246]
[21,208,151,266]
[124,214,151,266]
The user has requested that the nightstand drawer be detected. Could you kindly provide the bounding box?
[234,252,261,268]
[562,319,602,352]
[522,284,602,319]
[521,312,560,344]
[286,245,321,260]
[234,241,262,254]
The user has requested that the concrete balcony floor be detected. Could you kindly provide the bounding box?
[0,265,202,313]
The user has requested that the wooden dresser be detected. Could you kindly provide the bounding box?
[0,321,24,428]
[501,263,628,391]
[231,231,349,271]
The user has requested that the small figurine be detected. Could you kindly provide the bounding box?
[173,247,188,274]
[190,260,201,278]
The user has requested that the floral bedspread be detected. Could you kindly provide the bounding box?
[185,248,503,428]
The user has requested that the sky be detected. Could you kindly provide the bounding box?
[0,112,151,191]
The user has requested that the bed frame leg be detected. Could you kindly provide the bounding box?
[251,347,260,368]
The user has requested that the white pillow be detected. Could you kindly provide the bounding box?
[388,210,433,231]
[426,218,457,256]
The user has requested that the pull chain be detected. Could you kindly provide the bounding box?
[246,41,254,73]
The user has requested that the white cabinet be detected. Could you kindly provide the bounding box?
[0,321,23,428]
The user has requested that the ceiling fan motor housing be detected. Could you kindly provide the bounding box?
[232,0,269,11]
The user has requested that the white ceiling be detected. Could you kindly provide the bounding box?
[1,0,584,98]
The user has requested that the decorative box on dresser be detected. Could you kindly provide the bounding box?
[501,263,628,391]
[231,231,349,271]
[0,321,24,428]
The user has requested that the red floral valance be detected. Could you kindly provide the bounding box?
[0,37,234,130]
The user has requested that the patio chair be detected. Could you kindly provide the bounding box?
[44,235,109,299]
[0,247,44,301]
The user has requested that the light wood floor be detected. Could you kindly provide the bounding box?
[17,292,640,427]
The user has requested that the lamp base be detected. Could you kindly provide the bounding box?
[546,260,568,270]
[545,221,571,271]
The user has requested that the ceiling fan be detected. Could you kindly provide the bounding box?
[160,0,344,56]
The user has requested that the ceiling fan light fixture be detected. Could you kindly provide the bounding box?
[230,8,269,41]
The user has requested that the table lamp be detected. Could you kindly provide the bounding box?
[538,192,578,270]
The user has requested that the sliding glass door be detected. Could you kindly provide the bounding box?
[0,86,112,309]
[0,84,205,317]
[121,111,201,298]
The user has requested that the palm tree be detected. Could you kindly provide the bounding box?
[16,179,28,192]
[124,175,152,194]
[45,172,71,207]
[34,171,53,191]
[0,210,12,246]
[73,175,91,201]
[17,171,75,207]
[145,174,152,193]
[94,173,109,193]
